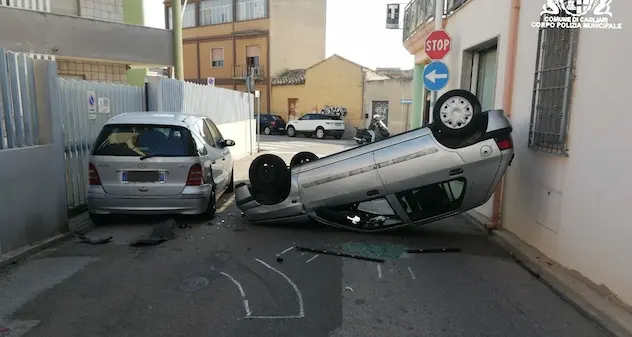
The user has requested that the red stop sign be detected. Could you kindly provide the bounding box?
[425,30,452,60]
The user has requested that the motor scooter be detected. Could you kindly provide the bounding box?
[353,118,390,144]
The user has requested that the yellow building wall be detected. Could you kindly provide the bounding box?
[183,43,199,80]
[271,56,364,127]
[199,40,234,79]
[182,19,270,40]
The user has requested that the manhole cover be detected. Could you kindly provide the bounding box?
[178,276,209,292]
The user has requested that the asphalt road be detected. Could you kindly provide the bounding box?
[0,136,613,337]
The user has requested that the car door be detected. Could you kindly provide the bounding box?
[204,118,233,180]
[295,114,312,132]
[193,119,225,190]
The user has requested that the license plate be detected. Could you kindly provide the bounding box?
[122,171,164,183]
[279,127,285,130]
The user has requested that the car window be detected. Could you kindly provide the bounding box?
[395,178,466,221]
[272,115,285,122]
[204,119,224,143]
[191,132,207,155]
[298,114,311,120]
[328,115,342,120]
[92,124,196,157]
[196,120,216,147]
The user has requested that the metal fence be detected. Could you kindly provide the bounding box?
[147,76,253,124]
[528,14,579,155]
[59,79,145,210]
[0,49,42,149]
[402,0,469,42]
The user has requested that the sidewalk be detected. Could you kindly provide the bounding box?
[464,212,632,337]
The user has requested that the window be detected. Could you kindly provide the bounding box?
[395,179,466,221]
[211,48,224,68]
[204,119,224,143]
[298,114,312,121]
[236,0,267,21]
[314,197,403,231]
[529,13,578,155]
[246,45,260,67]
[200,0,232,25]
[92,124,196,157]
[168,4,196,29]
[195,120,216,147]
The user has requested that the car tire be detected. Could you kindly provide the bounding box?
[203,186,217,219]
[89,212,109,226]
[315,127,325,139]
[226,169,234,193]
[290,151,319,168]
[433,89,481,137]
[286,126,296,137]
[248,154,291,204]
[264,126,271,135]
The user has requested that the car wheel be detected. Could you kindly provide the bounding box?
[264,126,271,135]
[248,154,291,204]
[315,127,325,139]
[89,212,109,226]
[226,169,234,193]
[290,151,319,168]
[286,126,296,137]
[433,89,481,137]
[203,187,217,219]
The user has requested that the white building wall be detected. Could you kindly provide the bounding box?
[503,0,632,306]
[416,0,632,306]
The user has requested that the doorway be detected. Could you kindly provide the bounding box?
[470,44,498,220]
[287,98,298,121]
[470,46,498,111]
[371,101,390,126]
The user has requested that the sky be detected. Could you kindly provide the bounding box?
[143,0,414,70]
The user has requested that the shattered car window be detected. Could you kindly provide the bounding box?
[395,179,465,221]
[315,197,404,230]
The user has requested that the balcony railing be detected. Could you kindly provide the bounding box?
[402,0,469,42]
[0,0,51,12]
[232,64,265,79]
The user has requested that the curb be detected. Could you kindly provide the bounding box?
[0,213,92,270]
[462,213,632,337]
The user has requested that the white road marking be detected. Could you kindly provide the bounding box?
[218,271,252,317]
[408,266,416,280]
[255,258,305,318]
[217,194,235,213]
[277,246,294,257]
[305,255,319,263]
[377,264,382,279]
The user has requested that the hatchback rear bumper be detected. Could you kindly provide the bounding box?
[87,185,212,215]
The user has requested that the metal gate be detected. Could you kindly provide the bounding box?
[59,79,145,211]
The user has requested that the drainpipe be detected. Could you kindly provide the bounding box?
[429,0,445,113]
[172,0,184,80]
[490,0,521,229]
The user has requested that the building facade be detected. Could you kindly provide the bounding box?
[363,71,413,134]
[271,55,384,131]
[0,0,172,86]
[164,0,326,113]
[403,0,632,306]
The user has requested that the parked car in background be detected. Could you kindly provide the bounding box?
[236,90,514,232]
[286,113,345,139]
[86,112,236,225]
[255,113,287,135]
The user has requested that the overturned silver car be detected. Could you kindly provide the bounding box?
[235,90,514,232]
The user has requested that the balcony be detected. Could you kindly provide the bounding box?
[232,64,265,79]
[402,0,469,42]
[0,6,173,66]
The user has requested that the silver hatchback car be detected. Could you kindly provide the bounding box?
[235,90,514,232]
[87,112,235,225]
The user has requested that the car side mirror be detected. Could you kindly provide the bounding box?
[223,139,235,147]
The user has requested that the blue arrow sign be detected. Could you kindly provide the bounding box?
[423,61,450,91]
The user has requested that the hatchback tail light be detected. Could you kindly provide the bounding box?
[495,134,513,151]
[270,120,276,126]
[186,164,204,186]
[88,163,101,185]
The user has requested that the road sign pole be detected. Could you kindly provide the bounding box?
[430,0,445,122]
